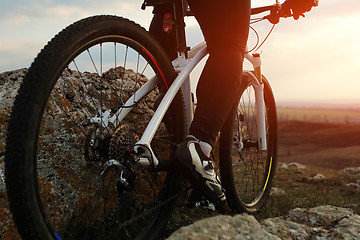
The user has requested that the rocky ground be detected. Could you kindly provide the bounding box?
[1,69,360,239]
[0,69,26,191]
[167,205,360,240]
[0,69,26,239]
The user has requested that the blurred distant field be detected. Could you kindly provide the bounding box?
[277,120,360,169]
[277,107,360,124]
[276,106,360,169]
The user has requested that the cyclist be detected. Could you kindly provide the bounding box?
[148,0,318,208]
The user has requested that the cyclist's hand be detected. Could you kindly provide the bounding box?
[282,0,319,20]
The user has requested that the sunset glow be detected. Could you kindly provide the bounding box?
[0,0,359,104]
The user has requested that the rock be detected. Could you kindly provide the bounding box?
[346,180,360,192]
[270,187,285,196]
[167,214,280,240]
[288,162,306,170]
[286,205,353,228]
[261,217,312,240]
[167,206,360,240]
[278,162,307,171]
[329,214,360,239]
[0,69,26,194]
[310,173,326,180]
[278,163,289,170]
[0,167,4,185]
[264,206,360,240]
[343,167,360,176]
[0,67,164,238]
[0,69,26,108]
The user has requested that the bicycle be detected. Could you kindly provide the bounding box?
[5,0,312,239]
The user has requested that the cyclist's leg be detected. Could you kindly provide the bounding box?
[174,0,251,207]
[188,0,251,147]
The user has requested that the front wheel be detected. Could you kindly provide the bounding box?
[5,15,185,240]
[219,73,277,213]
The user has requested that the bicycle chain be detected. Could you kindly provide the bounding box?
[107,117,189,232]
[115,186,191,230]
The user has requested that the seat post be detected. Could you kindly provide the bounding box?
[173,0,189,56]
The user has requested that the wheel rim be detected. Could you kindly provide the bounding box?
[35,37,177,239]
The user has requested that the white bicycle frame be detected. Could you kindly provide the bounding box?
[132,41,268,167]
[92,41,268,168]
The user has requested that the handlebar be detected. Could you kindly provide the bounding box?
[252,0,319,24]
[183,1,318,24]
[251,4,282,24]
[251,5,278,15]
[186,5,279,19]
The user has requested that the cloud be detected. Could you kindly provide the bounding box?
[0,39,45,72]
[0,1,144,25]
[0,0,153,72]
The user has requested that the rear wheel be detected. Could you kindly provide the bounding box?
[5,15,185,240]
[219,73,277,213]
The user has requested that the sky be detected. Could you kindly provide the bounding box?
[1,0,360,105]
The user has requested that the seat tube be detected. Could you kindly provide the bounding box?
[173,0,188,54]
[173,0,193,132]
[181,75,194,133]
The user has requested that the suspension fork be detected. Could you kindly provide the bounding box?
[245,53,267,151]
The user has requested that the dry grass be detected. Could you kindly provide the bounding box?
[167,120,360,232]
[255,120,360,219]
[255,166,360,220]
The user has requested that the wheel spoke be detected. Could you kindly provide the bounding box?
[37,40,178,239]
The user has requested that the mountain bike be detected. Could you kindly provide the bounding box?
[5,0,307,239]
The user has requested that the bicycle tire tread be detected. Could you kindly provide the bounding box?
[5,15,185,240]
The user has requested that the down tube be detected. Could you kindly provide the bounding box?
[136,47,208,148]
[109,76,159,128]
